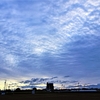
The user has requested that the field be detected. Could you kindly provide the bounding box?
[0,92,100,100]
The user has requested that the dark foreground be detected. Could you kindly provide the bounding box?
[0,93,100,100]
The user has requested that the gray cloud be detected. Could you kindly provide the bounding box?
[87,84,100,89]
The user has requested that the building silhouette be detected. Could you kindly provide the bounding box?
[46,82,54,92]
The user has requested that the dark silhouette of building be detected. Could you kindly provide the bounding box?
[46,82,54,92]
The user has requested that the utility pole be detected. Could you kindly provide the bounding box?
[4,80,7,91]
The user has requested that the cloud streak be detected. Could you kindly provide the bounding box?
[19,76,78,89]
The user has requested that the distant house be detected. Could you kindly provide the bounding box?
[46,82,54,92]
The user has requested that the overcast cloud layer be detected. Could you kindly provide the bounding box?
[0,0,100,88]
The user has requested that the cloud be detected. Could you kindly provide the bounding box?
[18,76,78,89]
[20,80,31,84]
[68,84,100,89]
[51,76,58,79]
[20,77,57,84]
[87,84,100,89]
[64,76,70,78]
[0,0,100,87]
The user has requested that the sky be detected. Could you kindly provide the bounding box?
[0,0,100,90]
